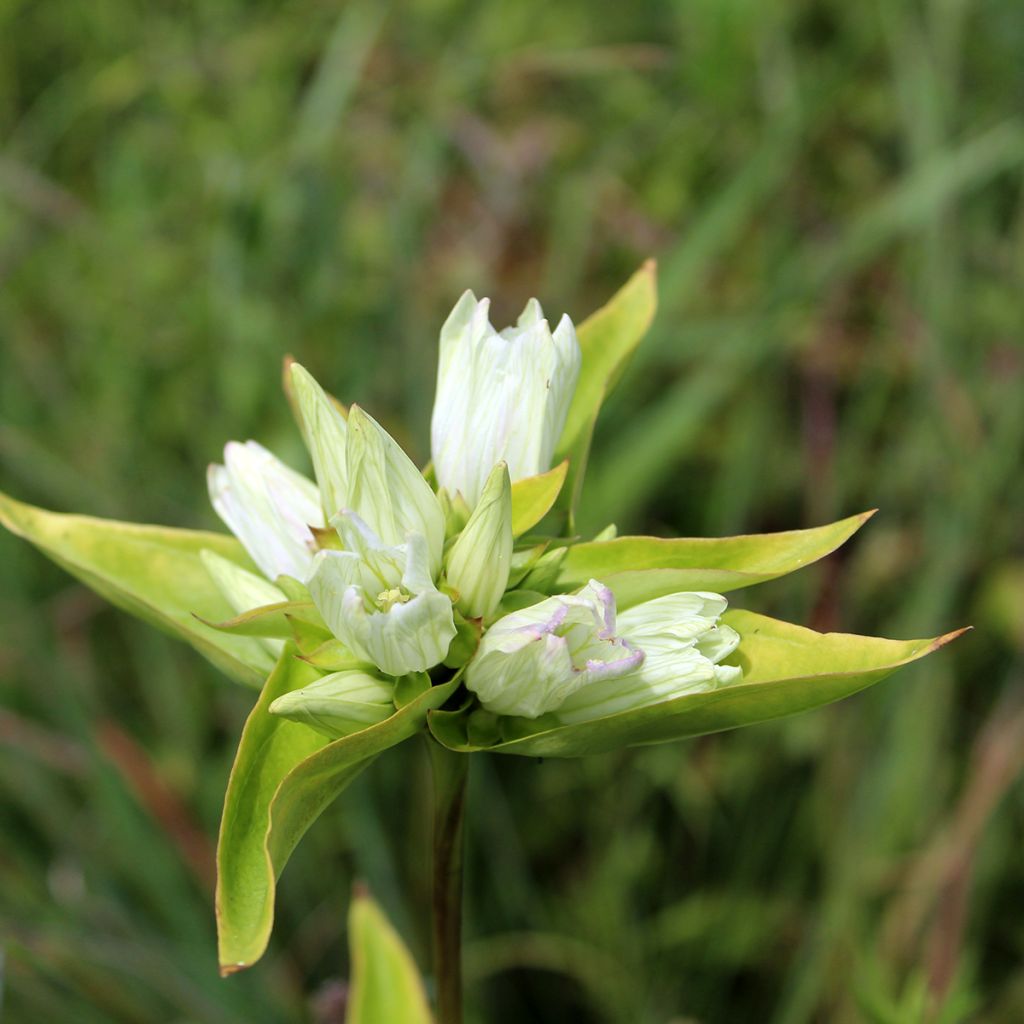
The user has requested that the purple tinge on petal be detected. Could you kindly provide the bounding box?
[587,579,618,638]
[582,637,644,680]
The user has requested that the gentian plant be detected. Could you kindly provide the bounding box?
[0,263,964,1023]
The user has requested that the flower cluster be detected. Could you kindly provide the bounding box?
[202,293,741,733]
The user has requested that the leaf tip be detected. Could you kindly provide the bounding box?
[218,959,252,978]
[931,625,972,651]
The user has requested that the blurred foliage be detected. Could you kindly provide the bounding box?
[1,0,1023,1021]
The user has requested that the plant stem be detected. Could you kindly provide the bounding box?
[429,741,468,1024]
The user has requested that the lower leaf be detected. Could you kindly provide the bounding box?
[217,647,458,973]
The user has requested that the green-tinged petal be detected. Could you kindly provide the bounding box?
[346,406,445,575]
[557,511,875,605]
[288,362,350,520]
[356,587,456,677]
[446,462,512,618]
[269,670,394,739]
[509,460,568,537]
[216,646,458,973]
[431,611,967,757]
[553,261,657,521]
[0,490,268,687]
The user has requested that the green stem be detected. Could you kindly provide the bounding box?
[429,741,468,1024]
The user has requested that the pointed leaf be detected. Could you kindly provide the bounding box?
[557,511,874,606]
[199,601,327,639]
[0,490,268,687]
[428,611,966,757]
[217,647,458,973]
[509,461,568,537]
[345,889,433,1024]
[553,261,657,519]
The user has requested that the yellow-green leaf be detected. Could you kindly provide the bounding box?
[509,460,567,537]
[428,611,966,758]
[0,489,268,687]
[557,511,874,605]
[553,261,658,520]
[346,890,433,1024]
[217,647,458,973]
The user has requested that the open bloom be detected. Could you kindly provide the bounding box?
[431,292,581,506]
[466,580,740,721]
[308,511,456,676]
[208,441,323,581]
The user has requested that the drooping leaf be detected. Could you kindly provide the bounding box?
[345,889,433,1024]
[553,261,658,520]
[217,647,458,973]
[0,490,268,687]
[509,461,567,537]
[428,611,966,758]
[557,511,875,606]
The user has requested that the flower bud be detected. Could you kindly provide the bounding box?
[208,440,323,582]
[268,669,394,738]
[430,292,581,506]
[445,462,512,619]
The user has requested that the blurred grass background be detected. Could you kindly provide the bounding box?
[1,1,1023,1021]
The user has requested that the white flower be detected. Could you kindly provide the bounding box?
[268,669,395,739]
[465,580,643,719]
[208,441,323,581]
[307,511,456,676]
[444,461,512,619]
[430,292,581,507]
[466,583,741,722]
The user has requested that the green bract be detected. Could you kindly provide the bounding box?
[0,262,963,977]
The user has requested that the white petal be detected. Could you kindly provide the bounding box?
[465,579,640,719]
[208,440,322,581]
[360,587,456,676]
[430,295,581,506]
